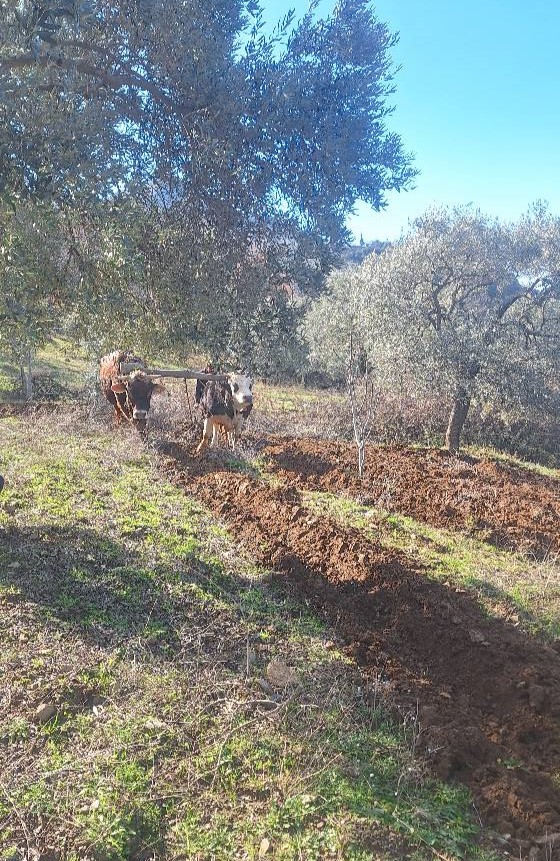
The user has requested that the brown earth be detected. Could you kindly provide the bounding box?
[160,431,560,858]
[260,436,560,559]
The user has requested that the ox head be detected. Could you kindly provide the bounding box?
[228,372,253,411]
[111,371,168,423]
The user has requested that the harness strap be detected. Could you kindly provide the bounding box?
[114,384,134,423]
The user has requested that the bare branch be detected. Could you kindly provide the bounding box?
[0,53,199,120]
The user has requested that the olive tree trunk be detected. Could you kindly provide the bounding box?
[20,351,33,401]
[445,388,471,454]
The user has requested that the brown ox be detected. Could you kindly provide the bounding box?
[99,350,167,429]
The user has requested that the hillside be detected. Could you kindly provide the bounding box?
[1,378,559,860]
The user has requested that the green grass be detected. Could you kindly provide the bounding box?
[0,413,500,860]
[465,444,560,480]
[0,336,92,399]
[258,382,337,410]
[37,336,91,380]
[306,490,560,641]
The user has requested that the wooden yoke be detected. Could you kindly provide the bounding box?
[119,362,229,383]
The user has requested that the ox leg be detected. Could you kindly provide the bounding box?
[230,415,242,450]
[195,417,213,455]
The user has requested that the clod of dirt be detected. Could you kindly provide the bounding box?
[34,702,56,723]
[528,685,546,714]
[266,659,298,688]
[469,628,490,645]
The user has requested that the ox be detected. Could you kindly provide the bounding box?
[195,371,253,454]
[99,350,168,428]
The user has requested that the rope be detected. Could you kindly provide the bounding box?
[114,385,134,423]
[184,378,195,426]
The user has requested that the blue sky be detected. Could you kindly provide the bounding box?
[263,0,560,241]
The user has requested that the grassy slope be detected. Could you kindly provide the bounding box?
[0,338,95,399]
[0,412,500,861]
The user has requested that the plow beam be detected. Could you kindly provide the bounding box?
[119,363,229,382]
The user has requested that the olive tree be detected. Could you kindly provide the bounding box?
[0,194,141,396]
[0,1,416,228]
[1,1,417,370]
[306,206,560,453]
[0,198,69,397]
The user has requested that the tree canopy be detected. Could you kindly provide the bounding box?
[306,205,560,452]
[0,0,415,227]
[0,0,416,373]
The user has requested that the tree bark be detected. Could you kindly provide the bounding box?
[20,352,33,402]
[445,388,471,454]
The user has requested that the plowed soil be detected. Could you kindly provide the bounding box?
[160,432,560,857]
[260,437,560,559]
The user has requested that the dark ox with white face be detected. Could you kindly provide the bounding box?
[99,351,167,428]
[195,372,254,454]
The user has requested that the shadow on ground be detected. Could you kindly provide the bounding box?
[0,522,246,656]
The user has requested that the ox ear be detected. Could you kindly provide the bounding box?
[152,382,168,395]
[111,381,127,393]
